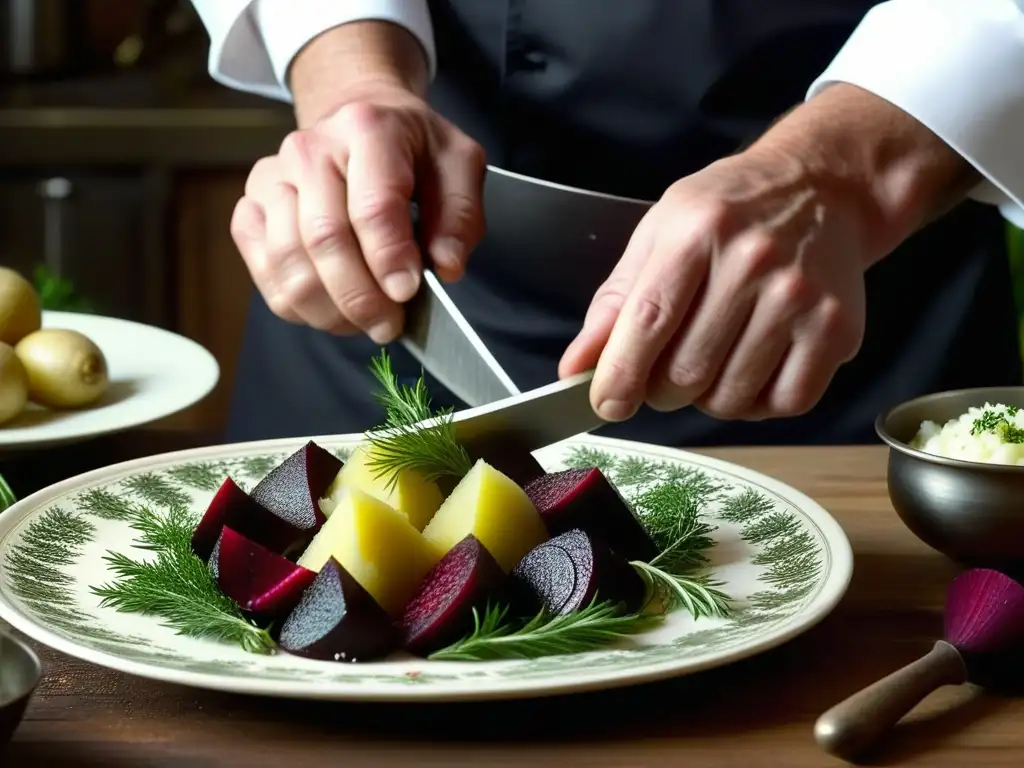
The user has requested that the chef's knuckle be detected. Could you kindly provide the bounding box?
[350,192,406,234]
[701,389,754,420]
[278,130,319,167]
[302,215,349,258]
[735,231,778,281]
[245,157,279,198]
[335,101,389,135]
[336,285,387,326]
[628,289,675,335]
[695,198,733,232]
[667,357,713,392]
[770,386,815,418]
[459,138,487,170]
[817,296,858,350]
[772,269,813,310]
[602,358,645,399]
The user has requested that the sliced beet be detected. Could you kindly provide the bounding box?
[465,433,547,488]
[190,477,306,561]
[525,467,658,562]
[277,557,398,662]
[208,526,317,622]
[400,534,507,656]
[511,528,646,615]
[249,441,343,538]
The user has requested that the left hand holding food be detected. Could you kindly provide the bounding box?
[559,84,979,423]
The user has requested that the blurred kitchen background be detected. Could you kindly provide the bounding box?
[0,0,293,436]
[2,0,1024,439]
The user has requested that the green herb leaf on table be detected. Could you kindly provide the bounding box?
[428,598,664,661]
[91,504,275,654]
[0,473,15,512]
[33,265,94,313]
[365,350,473,490]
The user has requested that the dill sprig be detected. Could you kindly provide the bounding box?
[91,504,275,655]
[0,473,15,512]
[626,477,733,619]
[364,350,473,490]
[428,598,663,661]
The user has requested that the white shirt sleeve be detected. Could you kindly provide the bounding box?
[806,0,1024,229]
[188,0,435,103]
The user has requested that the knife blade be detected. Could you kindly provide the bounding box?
[400,269,520,408]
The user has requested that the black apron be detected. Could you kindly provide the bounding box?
[225,0,1022,447]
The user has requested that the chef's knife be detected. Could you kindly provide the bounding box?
[399,164,652,454]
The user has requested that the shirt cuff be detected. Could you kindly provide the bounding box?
[806,0,1024,229]
[203,0,435,103]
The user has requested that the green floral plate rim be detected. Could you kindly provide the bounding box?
[0,433,852,702]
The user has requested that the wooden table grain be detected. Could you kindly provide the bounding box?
[2,434,1019,767]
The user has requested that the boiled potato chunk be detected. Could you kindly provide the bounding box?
[0,268,41,347]
[322,445,443,531]
[0,343,28,426]
[297,487,443,617]
[421,459,548,572]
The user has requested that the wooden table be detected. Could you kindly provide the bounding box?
[1,433,1020,767]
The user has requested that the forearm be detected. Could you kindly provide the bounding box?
[288,21,430,128]
[753,83,978,263]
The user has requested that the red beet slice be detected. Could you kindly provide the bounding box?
[208,526,317,622]
[525,467,658,562]
[191,477,306,561]
[400,534,507,656]
[249,441,343,538]
[511,528,646,615]
[277,557,398,662]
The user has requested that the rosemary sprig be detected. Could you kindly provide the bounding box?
[428,598,664,661]
[0,473,15,513]
[91,504,275,654]
[364,350,473,490]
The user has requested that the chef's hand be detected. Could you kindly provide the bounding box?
[230,22,487,344]
[560,84,978,422]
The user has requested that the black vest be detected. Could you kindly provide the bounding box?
[226,0,1022,446]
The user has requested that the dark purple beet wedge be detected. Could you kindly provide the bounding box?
[191,477,306,561]
[511,528,646,615]
[209,526,317,622]
[525,467,658,562]
[276,557,398,662]
[400,534,507,656]
[249,441,343,541]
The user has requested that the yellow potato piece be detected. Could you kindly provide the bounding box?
[297,487,443,617]
[322,445,443,531]
[421,459,548,572]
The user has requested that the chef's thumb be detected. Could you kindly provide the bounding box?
[421,145,487,282]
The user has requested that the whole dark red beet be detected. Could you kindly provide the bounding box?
[191,477,306,561]
[512,528,646,615]
[525,467,658,562]
[249,441,342,540]
[400,534,507,656]
[209,526,318,622]
[277,557,398,662]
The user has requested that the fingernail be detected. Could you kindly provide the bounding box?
[431,237,465,271]
[368,319,400,345]
[381,270,420,302]
[596,399,637,422]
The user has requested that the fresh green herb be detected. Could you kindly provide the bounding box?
[33,265,93,313]
[428,598,664,661]
[91,504,275,654]
[970,407,1024,444]
[0,474,15,512]
[364,350,473,490]
[635,479,719,573]
[630,561,732,619]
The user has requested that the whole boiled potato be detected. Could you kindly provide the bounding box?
[15,329,109,409]
[0,267,41,346]
[0,342,28,426]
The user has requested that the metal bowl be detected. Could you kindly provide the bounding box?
[875,387,1024,568]
[0,628,41,746]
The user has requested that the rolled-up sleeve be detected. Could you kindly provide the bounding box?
[806,0,1024,228]
[189,0,435,103]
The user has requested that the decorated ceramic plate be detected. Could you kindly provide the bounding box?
[0,431,852,702]
[0,311,219,451]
